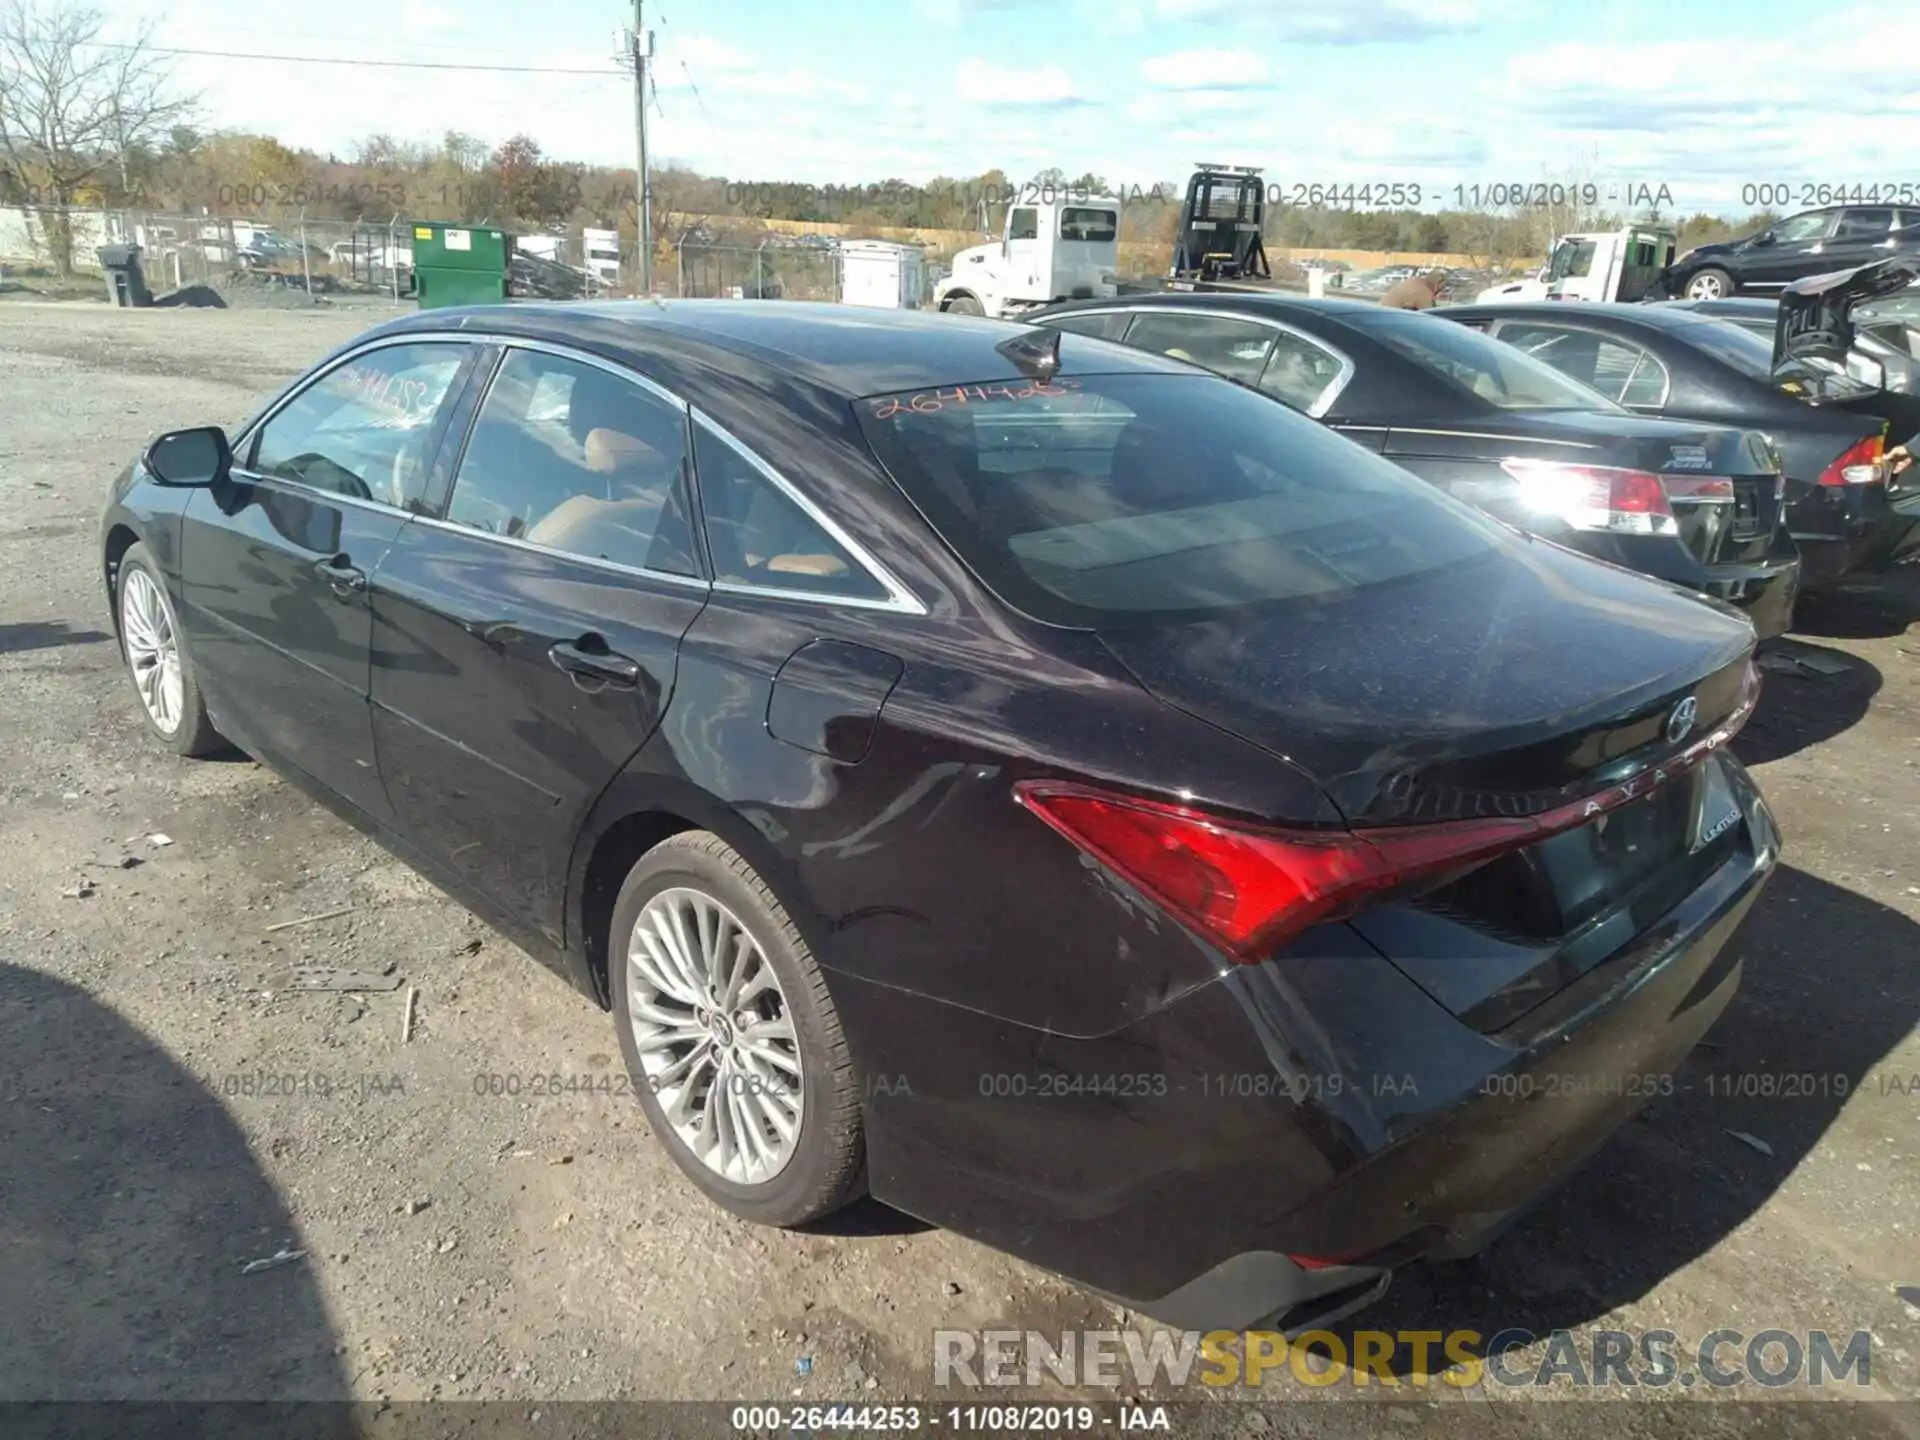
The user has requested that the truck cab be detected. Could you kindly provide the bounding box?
[1475,227,1677,304]
[934,194,1121,318]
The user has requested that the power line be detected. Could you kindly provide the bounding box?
[84,42,625,76]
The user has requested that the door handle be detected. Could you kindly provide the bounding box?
[549,637,641,687]
[315,556,367,597]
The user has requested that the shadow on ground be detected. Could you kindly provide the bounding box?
[0,963,348,1413]
[1735,641,1882,766]
[1314,864,1918,1381]
[0,620,112,656]
[1792,563,1920,641]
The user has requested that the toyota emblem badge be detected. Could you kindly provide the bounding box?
[1666,695,1698,745]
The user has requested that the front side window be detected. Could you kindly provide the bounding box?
[1346,309,1623,412]
[691,420,889,601]
[444,349,700,575]
[1122,312,1276,385]
[250,342,467,509]
[855,372,1507,626]
[1007,208,1040,242]
[1547,239,1596,281]
[1768,211,1835,244]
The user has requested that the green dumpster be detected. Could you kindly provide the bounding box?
[410,221,508,309]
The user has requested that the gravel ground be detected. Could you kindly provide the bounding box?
[2,301,1918,1435]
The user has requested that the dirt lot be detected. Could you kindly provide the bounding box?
[2,301,1919,1434]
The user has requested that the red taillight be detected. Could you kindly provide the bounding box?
[1016,661,1761,964]
[1499,459,1679,536]
[1817,434,1885,487]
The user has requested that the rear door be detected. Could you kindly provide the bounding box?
[369,342,710,941]
[1828,208,1899,267]
[181,337,478,821]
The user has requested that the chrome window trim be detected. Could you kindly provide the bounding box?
[488,335,692,414]
[232,331,484,515]
[688,409,928,617]
[1487,318,1672,409]
[408,514,712,591]
[1056,304,1358,418]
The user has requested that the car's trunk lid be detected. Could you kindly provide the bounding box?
[1098,539,1759,1026]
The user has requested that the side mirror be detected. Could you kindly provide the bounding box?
[145,426,231,487]
[1752,232,1775,247]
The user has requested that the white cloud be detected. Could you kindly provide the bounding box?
[954,58,1083,107]
[1140,50,1272,90]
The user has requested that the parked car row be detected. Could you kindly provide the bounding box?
[1029,257,1920,618]
[96,275,1851,1338]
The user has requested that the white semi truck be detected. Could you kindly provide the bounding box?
[1475,226,1677,304]
[933,193,1123,318]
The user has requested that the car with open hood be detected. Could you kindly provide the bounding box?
[1027,292,1801,638]
[100,300,1777,1334]
[1444,258,1920,582]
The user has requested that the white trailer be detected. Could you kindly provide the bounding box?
[934,193,1122,318]
[839,239,925,309]
[1476,227,1677,304]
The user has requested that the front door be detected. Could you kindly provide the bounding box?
[179,338,476,820]
[370,344,710,941]
[1745,210,1839,288]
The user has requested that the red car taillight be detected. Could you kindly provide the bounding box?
[1817,434,1885,487]
[1015,663,1761,963]
[1499,459,1680,536]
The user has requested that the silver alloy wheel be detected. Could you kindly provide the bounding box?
[626,886,804,1184]
[121,568,184,735]
[1686,273,1726,300]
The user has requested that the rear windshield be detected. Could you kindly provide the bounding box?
[1060,208,1117,243]
[1345,309,1625,412]
[854,372,1507,628]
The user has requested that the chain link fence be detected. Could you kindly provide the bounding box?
[672,240,944,307]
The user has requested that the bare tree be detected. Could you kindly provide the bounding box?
[0,0,195,273]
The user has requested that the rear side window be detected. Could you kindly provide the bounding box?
[690,419,890,602]
[444,349,700,576]
[1494,323,1669,407]
[1345,309,1623,412]
[855,372,1505,627]
[1836,208,1893,239]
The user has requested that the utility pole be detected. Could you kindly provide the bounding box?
[628,1,654,295]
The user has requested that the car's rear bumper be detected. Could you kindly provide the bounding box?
[828,759,1780,1333]
[1788,481,1920,582]
[1570,534,1800,639]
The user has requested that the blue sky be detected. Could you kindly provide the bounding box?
[105,0,1920,216]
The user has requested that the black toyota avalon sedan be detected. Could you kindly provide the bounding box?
[100,301,1777,1333]
[1028,292,1801,639]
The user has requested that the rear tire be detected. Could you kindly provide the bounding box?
[1685,267,1734,301]
[610,831,866,1227]
[944,294,985,316]
[115,542,223,758]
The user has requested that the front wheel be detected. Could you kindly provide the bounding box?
[115,541,224,757]
[943,294,986,316]
[1685,267,1734,301]
[610,831,866,1227]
